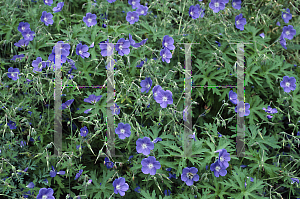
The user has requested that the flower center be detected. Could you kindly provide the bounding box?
[286,82,290,87]
[286,31,290,35]
[42,195,48,199]
[215,3,219,7]
[107,45,112,51]
[236,20,240,25]
[88,18,92,23]
[190,11,193,16]
[27,34,30,38]
[79,50,82,54]
[141,11,144,14]
[283,14,286,18]
[119,45,123,50]
[233,2,236,6]
[148,163,153,169]
[239,107,244,113]
[44,17,47,21]
[163,54,166,58]
[116,184,121,190]
[154,92,157,97]
[220,156,224,162]
[132,1,135,5]
[131,16,134,20]
[22,27,25,30]
[11,74,15,77]
[215,166,220,172]
[163,96,168,101]
[164,42,168,47]
[45,0,48,3]
[120,129,125,134]
[146,84,150,88]
[142,143,147,149]
[186,172,194,179]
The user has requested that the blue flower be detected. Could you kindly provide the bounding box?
[99,39,114,57]
[26,182,35,189]
[75,169,83,180]
[50,166,65,177]
[126,11,139,24]
[84,94,102,104]
[160,48,172,63]
[8,121,17,129]
[36,188,54,199]
[189,4,201,19]
[61,99,74,110]
[80,126,88,137]
[43,0,53,6]
[128,0,140,9]
[104,157,114,169]
[140,77,152,93]
[18,22,30,33]
[235,13,247,31]
[32,57,47,73]
[235,101,250,117]
[83,13,97,27]
[110,103,120,115]
[7,67,20,81]
[134,184,141,193]
[53,2,64,13]
[152,85,163,101]
[280,76,296,93]
[259,33,265,39]
[209,0,225,13]
[136,5,148,16]
[141,156,161,175]
[291,178,299,184]
[41,11,54,26]
[155,89,173,108]
[279,34,287,49]
[210,161,227,177]
[107,0,116,3]
[113,177,129,196]
[136,59,147,67]
[216,148,230,168]
[14,39,29,47]
[232,0,241,10]
[282,25,296,40]
[20,141,26,147]
[115,123,131,139]
[262,106,277,114]
[76,43,90,59]
[152,138,162,143]
[11,54,25,61]
[282,8,292,23]
[136,137,154,155]
[162,35,175,51]
[53,41,71,56]
[181,167,199,186]
[115,38,130,56]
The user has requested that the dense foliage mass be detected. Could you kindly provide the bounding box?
[0,0,300,198]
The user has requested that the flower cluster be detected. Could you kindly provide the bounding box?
[160,35,175,63]
[210,149,231,177]
[263,106,278,119]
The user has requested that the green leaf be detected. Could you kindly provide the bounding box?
[140,190,157,199]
